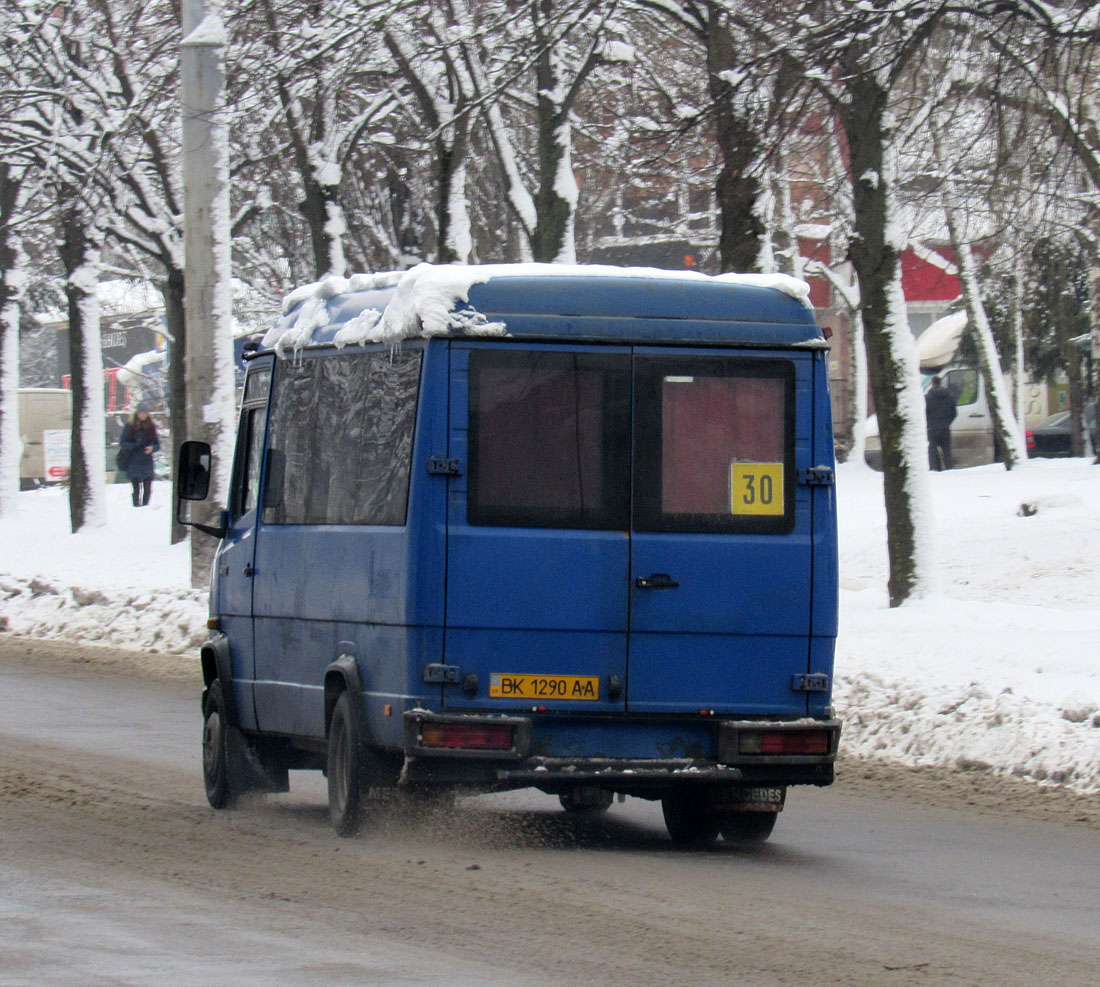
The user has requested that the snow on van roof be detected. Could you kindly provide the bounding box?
[917,310,968,370]
[264,263,813,353]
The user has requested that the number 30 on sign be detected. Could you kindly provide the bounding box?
[730,463,784,516]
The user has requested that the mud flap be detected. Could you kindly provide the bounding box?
[226,724,289,794]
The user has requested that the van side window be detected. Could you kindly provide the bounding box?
[467,349,631,529]
[634,356,795,534]
[945,368,978,406]
[231,367,271,519]
[239,407,266,516]
[263,350,422,526]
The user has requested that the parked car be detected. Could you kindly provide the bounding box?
[1027,404,1098,458]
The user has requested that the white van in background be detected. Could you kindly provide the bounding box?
[864,312,1050,469]
[18,388,73,489]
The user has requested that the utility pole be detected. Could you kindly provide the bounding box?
[181,0,235,587]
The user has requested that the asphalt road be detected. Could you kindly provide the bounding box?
[0,637,1097,986]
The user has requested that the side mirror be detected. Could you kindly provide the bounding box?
[176,440,224,539]
[178,440,211,500]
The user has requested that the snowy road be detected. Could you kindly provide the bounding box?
[1,637,1098,987]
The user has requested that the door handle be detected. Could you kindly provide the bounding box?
[243,564,254,577]
[636,573,679,590]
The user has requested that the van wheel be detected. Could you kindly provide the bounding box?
[559,787,614,814]
[661,792,720,848]
[327,692,363,837]
[719,811,778,844]
[202,679,235,809]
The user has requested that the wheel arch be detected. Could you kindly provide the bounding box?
[324,650,365,739]
[200,633,238,727]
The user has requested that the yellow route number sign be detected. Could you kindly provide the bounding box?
[730,463,785,516]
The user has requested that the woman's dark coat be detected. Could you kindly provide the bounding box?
[120,418,160,481]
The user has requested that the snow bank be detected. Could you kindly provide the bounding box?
[835,459,1100,791]
[0,484,207,654]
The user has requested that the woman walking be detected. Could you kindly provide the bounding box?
[119,402,160,506]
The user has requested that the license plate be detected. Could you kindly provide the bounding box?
[489,673,600,701]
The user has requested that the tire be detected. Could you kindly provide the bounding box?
[202,679,235,809]
[719,811,778,844]
[661,791,720,849]
[327,692,363,837]
[559,787,614,814]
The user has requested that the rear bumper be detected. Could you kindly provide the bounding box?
[401,711,840,792]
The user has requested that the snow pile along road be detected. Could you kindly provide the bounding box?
[1,459,1098,792]
[835,459,1100,792]
[0,485,207,654]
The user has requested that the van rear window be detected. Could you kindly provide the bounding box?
[467,350,631,529]
[466,350,794,534]
[634,356,795,534]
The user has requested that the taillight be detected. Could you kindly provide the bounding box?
[739,729,830,756]
[1026,430,1035,452]
[419,722,515,751]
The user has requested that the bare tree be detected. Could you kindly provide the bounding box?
[631,0,804,272]
[232,0,397,277]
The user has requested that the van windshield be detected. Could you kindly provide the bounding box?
[923,367,979,406]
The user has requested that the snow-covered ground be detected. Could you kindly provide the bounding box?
[1,459,1098,792]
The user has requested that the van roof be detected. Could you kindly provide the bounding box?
[261,264,825,354]
[917,310,968,370]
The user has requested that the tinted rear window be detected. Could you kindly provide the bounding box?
[467,349,796,534]
[633,356,795,534]
[467,349,631,529]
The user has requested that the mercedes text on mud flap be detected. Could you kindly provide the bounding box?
[177,266,841,846]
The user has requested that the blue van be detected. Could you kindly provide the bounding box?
[178,265,840,846]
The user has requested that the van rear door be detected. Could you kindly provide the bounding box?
[443,344,631,713]
[627,351,811,716]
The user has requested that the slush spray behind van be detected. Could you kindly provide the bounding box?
[178,264,841,847]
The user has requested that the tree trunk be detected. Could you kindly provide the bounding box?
[163,267,188,544]
[934,123,1026,470]
[708,11,763,273]
[0,212,21,514]
[300,177,347,279]
[59,206,107,533]
[435,125,472,264]
[0,168,22,517]
[848,306,868,465]
[842,83,933,606]
[947,230,1027,469]
[533,31,577,264]
[1065,344,1085,458]
[1011,252,1027,440]
[1087,208,1100,464]
[769,144,803,279]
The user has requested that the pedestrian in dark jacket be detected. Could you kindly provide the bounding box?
[120,402,160,506]
[925,376,957,470]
